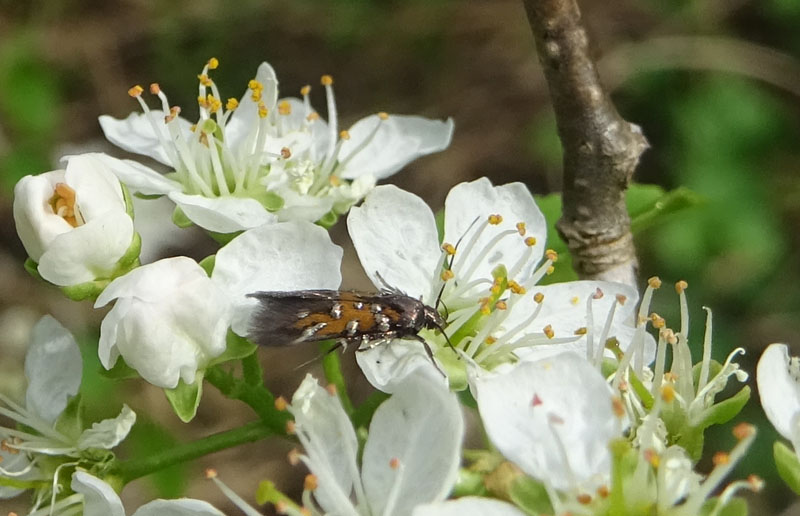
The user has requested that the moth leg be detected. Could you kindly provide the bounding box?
[412,335,446,377]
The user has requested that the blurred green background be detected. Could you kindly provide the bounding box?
[1,0,799,514]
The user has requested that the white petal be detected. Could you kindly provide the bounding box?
[95,256,207,307]
[356,340,444,394]
[444,178,546,287]
[337,115,454,180]
[77,404,136,450]
[168,191,275,233]
[757,344,800,441]
[413,498,527,516]
[63,154,126,217]
[13,170,72,262]
[471,353,621,491]
[99,111,192,167]
[71,471,126,516]
[212,221,342,336]
[290,375,359,515]
[0,451,36,499]
[362,372,463,516]
[132,499,226,516]
[24,316,81,423]
[347,185,439,300]
[275,187,335,223]
[88,152,181,196]
[225,62,279,150]
[133,196,200,263]
[37,210,135,286]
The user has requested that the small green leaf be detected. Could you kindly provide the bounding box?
[317,210,339,229]
[164,372,204,423]
[509,475,553,516]
[23,257,41,280]
[697,386,751,428]
[628,184,704,234]
[208,331,258,366]
[774,440,800,494]
[61,280,108,301]
[172,205,193,228]
[197,254,216,276]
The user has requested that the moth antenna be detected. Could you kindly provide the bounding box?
[412,335,447,377]
[434,215,481,311]
[431,321,459,358]
[374,270,404,295]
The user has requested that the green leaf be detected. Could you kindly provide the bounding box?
[509,475,553,516]
[164,372,204,423]
[774,441,800,494]
[533,193,577,284]
[628,184,703,234]
[208,331,258,366]
[697,386,751,428]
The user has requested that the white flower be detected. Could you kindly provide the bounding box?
[98,59,454,232]
[470,353,624,493]
[94,221,343,389]
[13,154,138,287]
[27,471,226,516]
[413,497,527,516]
[289,371,463,516]
[757,343,800,451]
[346,178,649,391]
[0,316,135,506]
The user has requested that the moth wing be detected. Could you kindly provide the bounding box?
[247,290,340,346]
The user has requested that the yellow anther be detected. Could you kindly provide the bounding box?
[149,83,161,95]
[748,475,764,491]
[597,486,610,498]
[488,214,503,225]
[248,79,263,91]
[281,147,292,159]
[206,94,221,114]
[326,384,337,396]
[650,313,665,329]
[165,106,181,123]
[207,57,219,69]
[577,494,592,505]
[524,236,537,247]
[49,183,79,227]
[378,111,389,120]
[616,294,627,305]
[321,74,334,86]
[546,265,555,275]
[543,325,554,339]
[190,124,197,132]
[389,457,400,469]
[442,243,456,255]
[226,98,239,110]
[644,449,660,468]
[508,280,526,295]
[304,474,318,491]
[516,222,526,236]
[663,372,677,383]
[329,175,341,186]
[675,280,688,294]
[533,292,544,303]
[339,130,351,140]
[712,452,730,466]
[307,112,320,121]
[545,249,558,262]
[287,448,301,466]
[197,74,213,87]
[128,85,144,97]
[251,90,262,102]
[570,296,579,305]
[661,384,675,403]
[592,288,604,300]
[441,269,454,281]
[286,420,296,435]
[574,327,587,335]
[274,396,288,411]
[205,468,218,479]
[495,300,508,310]
[480,303,491,316]
[278,100,292,115]
[733,422,755,440]
[258,102,268,119]
[485,336,497,345]
[648,276,662,289]
[197,96,207,108]
[300,85,311,96]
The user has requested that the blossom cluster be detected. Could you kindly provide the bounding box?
[2,57,777,516]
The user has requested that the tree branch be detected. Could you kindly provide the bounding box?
[523,0,648,287]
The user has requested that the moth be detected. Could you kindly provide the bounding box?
[247,289,450,365]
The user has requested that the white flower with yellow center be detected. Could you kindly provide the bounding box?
[346,178,648,391]
[98,59,454,232]
[757,343,800,453]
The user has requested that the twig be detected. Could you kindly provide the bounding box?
[523,0,648,287]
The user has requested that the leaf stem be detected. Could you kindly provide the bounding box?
[205,365,290,433]
[321,342,354,415]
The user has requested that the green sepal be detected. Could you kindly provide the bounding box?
[100,356,140,381]
[164,371,204,423]
[457,387,478,409]
[699,496,748,516]
[774,440,800,494]
[317,210,340,229]
[208,331,258,367]
[120,182,136,219]
[59,231,141,301]
[172,205,193,228]
[251,190,284,212]
[60,279,109,301]
[54,393,84,441]
[207,230,238,246]
[133,192,164,201]
[198,254,216,276]
[509,475,553,516]
[23,257,42,280]
[451,468,488,497]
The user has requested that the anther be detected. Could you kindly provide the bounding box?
[339,130,350,140]
[675,280,688,294]
[570,296,579,305]
[287,448,301,466]
[495,300,508,310]
[748,475,764,491]
[486,336,497,345]
[516,222,526,235]
[281,147,292,159]
[508,280,526,294]
[574,327,587,335]
[545,249,558,262]
[326,384,337,396]
[533,292,544,303]
[733,423,755,440]
[205,468,218,479]
[207,57,219,69]
[543,325,554,339]
[307,112,320,121]
[389,457,400,470]
[648,276,662,289]
[258,102,268,119]
[226,98,238,110]
[300,85,311,96]
[488,214,503,225]
[525,236,537,246]
[378,112,389,120]
[546,266,555,275]
[612,397,625,417]
[597,486,610,498]
[650,313,665,328]
[197,74,213,87]
[616,294,627,305]
[577,494,592,505]
[320,74,334,86]
[661,384,675,403]
[592,288,604,300]
[248,79,263,91]
[128,85,144,97]
[274,397,288,411]
[286,421,296,435]
[643,449,660,467]
[304,474,318,491]
[441,269,454,281]
[442,243,456,255]
[149,83,161,95]
[278,100,292,115]
[712,452,730,466]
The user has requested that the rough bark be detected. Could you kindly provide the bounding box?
[523,0,648,287]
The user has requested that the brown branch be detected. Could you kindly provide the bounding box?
[523,0,648,287]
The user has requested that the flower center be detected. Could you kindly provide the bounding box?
[48,183,83,227]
